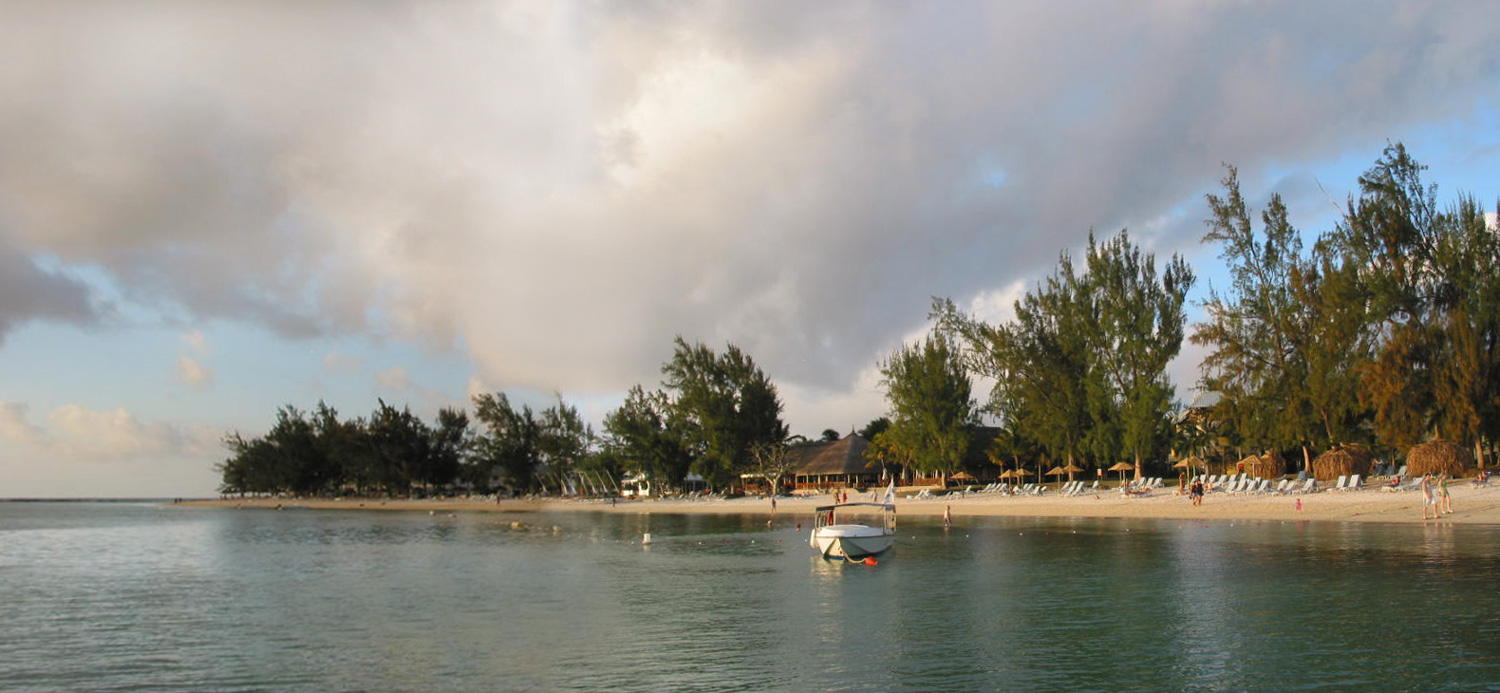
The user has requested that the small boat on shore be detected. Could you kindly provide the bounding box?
[809,502,896,560]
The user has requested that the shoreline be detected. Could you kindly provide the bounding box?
[178,483,1500,525]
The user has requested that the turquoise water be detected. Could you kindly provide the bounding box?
[2,502,1499,692]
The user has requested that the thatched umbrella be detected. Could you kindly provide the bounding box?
[1107,461,1134,484]
[1406,440,1473,478]
[1062,462,1085,481]
[1312,445,1373,481]
[1244,450,1286,479]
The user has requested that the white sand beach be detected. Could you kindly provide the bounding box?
[183,481,1500,525]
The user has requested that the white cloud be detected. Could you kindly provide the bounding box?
[176,354,213,390]
[0,401,46,445]
[182,329,210,356]
[0,401,223,496]
[2,1,1499,442]
[45,404,216,458]
[323,350,364,373]
[174,330,213,389]
[377,366,411,391]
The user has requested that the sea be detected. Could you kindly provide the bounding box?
[2,501,1498,692]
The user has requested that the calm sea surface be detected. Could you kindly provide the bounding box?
[2,501,1499,692]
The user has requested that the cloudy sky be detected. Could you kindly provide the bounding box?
[3,1,1499,497]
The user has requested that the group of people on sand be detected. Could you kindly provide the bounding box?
[1420,474,1455,520]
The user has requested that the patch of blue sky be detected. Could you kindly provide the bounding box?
[976,157,1009,189]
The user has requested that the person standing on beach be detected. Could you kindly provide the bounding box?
[1189,480,1203,506]
[1420,475,1437,520]
[1439,475,1453,515]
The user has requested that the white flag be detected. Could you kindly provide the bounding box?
[882,479,896,505]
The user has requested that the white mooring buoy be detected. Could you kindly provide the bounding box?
[642,532,653,545]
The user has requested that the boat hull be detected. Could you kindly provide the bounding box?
[810,525,894,559]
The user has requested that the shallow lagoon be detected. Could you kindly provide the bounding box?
[3,502,1498,692]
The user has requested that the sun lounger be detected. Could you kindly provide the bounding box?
[1331,475,1348,491]
[1347,474,1363,491]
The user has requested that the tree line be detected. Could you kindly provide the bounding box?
[219,143,1499,496]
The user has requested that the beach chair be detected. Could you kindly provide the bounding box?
[1331,475,1348,492]
[1274,479,1290,494]
[1396,465,1408,479]
[1347,475,1362,491]
[1088,479,1101,493]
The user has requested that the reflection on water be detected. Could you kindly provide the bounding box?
[3,503,1500,692]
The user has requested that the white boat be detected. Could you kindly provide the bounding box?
[809,502,896,560]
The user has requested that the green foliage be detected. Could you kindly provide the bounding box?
[216,400,473,496]
[858,417,891,441]
[937,229,1193,477]
[873,334,976,477]
[537,397,595,493]
[471,392,541,493]
[1193,165,1371,455]
[659,337,788,489]
[602,384,692,489]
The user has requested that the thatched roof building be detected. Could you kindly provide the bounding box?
[1241,450,1285,479]
[1406,440,1473,478]
[791,434,879,488]
[1312,445,1374,481]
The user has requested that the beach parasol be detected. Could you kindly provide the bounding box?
[1107,461,1134,484]
[1045,466,1067,476]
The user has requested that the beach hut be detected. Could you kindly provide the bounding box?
[1405,440,1473,478]
[1312,445,1373,481]
[1244,450,1285,479]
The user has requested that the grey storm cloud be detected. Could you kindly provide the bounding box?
[2,1,1498,398]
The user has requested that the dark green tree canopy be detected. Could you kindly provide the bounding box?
[872,334,976,478]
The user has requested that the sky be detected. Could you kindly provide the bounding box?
[3,1,1500,497]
